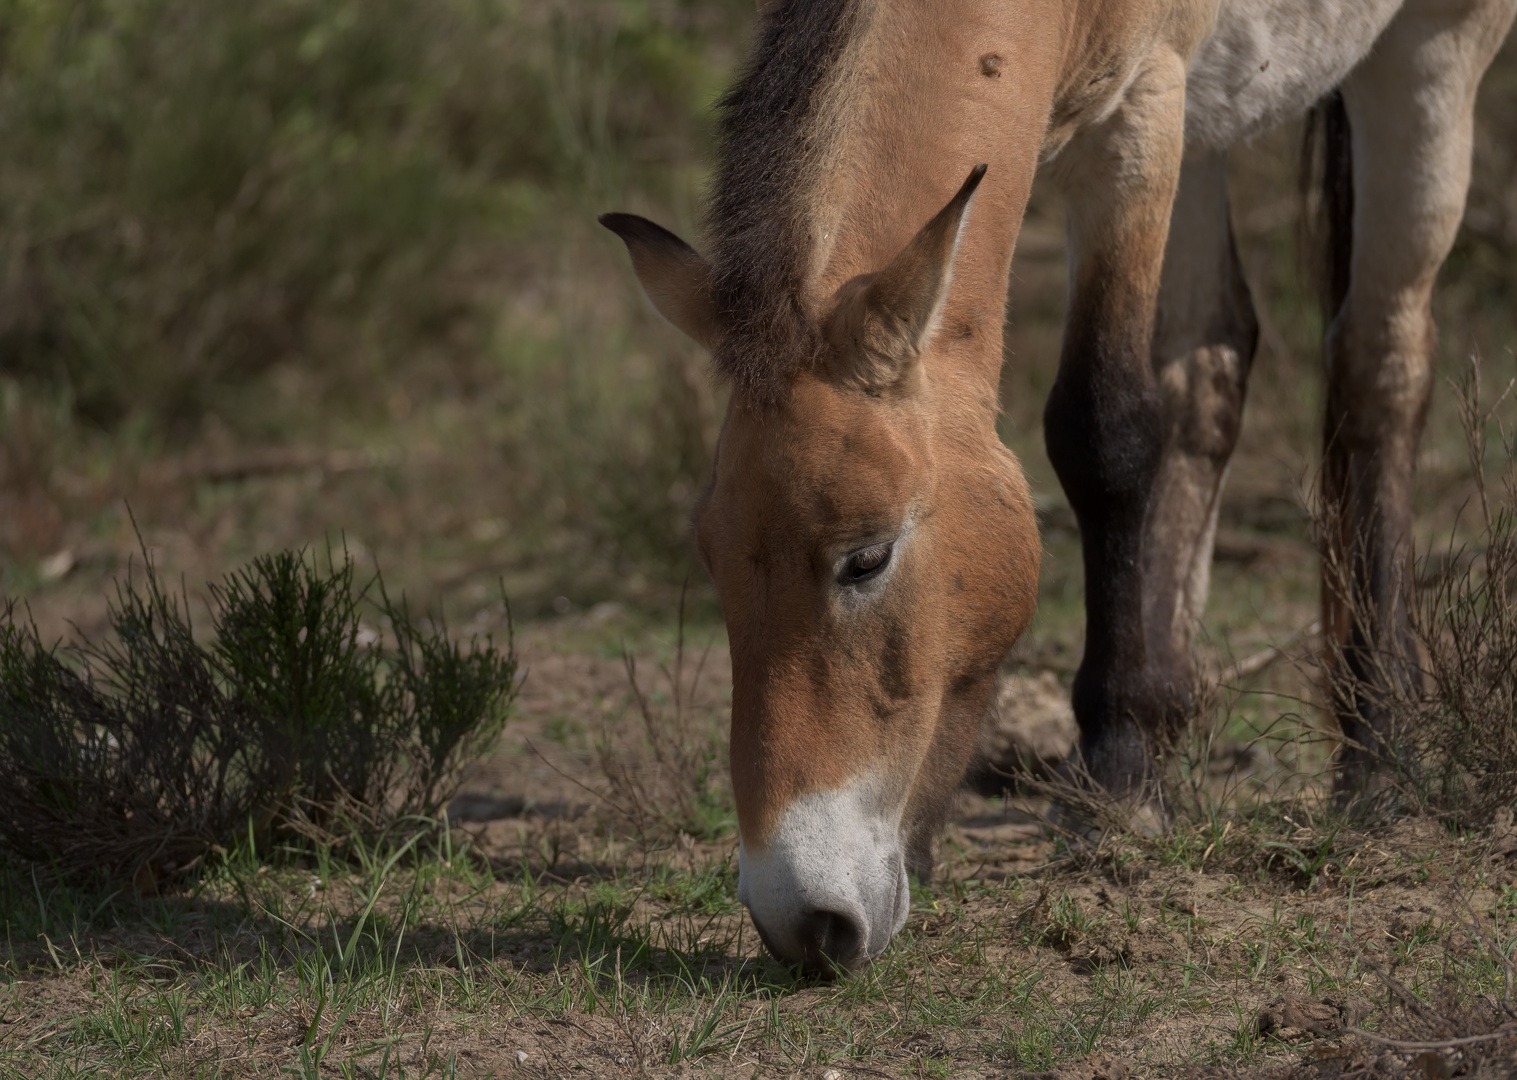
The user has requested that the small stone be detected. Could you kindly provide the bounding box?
[39,549,75,582]
[1492,805,1517,856]
[975,672,1079,781]
[1257,996,1343,1038]
[515,1050,529,1064]
[822,1071,843,1080]
[1415,1051,1454,1080]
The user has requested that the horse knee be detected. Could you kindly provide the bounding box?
[1155,334,1253,466]
[1325,301,1436,458]
[1044,359,1164,519]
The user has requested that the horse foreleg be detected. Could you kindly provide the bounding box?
[1044,52,1188,803]
[1144,150,1258,718]
[1328,0,1517,786]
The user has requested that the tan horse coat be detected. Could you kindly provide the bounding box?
[604,0,1517,971]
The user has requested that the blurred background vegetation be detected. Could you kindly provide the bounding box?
[1,0,1516,661]
[0,0,747,634]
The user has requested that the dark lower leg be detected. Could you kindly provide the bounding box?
[1046,297,1165,798]
[1321,322,1432,788]
[1325,0,1511,789]
[1044,62,1187,802]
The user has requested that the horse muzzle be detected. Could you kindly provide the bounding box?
[736,781,910,975]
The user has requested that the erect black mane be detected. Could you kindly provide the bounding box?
[707,0,859,403]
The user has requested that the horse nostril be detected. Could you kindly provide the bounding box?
[796,908,866,976]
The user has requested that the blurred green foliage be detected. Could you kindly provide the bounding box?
[0,0,738,432]
[4,0,1512,616]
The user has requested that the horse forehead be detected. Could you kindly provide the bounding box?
[721,385,921,508]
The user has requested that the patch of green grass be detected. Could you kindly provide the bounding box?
[645,859,741,915]
[69,976,190,1063]
[1,813,1510,1079]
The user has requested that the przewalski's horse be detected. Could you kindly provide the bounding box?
[603,0,1517,973]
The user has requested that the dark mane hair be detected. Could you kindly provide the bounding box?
[707,0,859,403]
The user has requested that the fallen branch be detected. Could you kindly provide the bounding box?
[1219,619,1322,684]
[1344,1025,1517,1051]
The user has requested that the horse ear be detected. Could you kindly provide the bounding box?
[599,213,722,351]
[826,164,986,390]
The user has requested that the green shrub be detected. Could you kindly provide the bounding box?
[0,545,517,885]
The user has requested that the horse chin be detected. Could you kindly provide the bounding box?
[736,778,911,975]
[902,801,949,883]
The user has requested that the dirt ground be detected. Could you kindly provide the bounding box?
[3,609,1517,1078]
[430,625,1517,1078]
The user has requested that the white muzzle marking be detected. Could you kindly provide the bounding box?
[737,778,910,969]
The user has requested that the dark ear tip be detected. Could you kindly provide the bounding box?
[597,212,698,257]
[600,211,652,241]
[960,163,988,198]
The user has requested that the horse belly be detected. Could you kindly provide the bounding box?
[1185,0,1405,148]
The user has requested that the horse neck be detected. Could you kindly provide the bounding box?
[796,0,1067,400]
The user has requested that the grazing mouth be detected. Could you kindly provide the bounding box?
[736,780,912,974]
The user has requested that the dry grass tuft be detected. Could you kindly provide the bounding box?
[1315,356,1517,828]
[597,593,733,845]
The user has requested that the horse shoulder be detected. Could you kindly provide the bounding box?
[1042,0,1219,161]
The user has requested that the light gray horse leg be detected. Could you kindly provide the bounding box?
[1143,149,1259,717]
[1327,0,1517,783]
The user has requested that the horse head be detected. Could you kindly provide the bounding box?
[603,167,1039,973]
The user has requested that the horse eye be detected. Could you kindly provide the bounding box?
[843,542,893,583]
